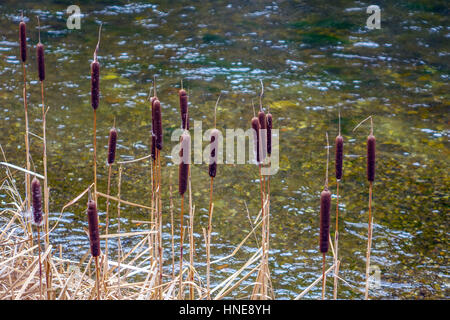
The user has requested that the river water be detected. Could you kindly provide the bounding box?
[0,1,448,299]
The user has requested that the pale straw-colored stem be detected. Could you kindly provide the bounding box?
[364,181,373,299]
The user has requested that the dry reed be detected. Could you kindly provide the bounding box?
[19,15,31,222]
[319,133,331,300]
[86,197,100,299]
[333,111,343,299]
[104,124,117,284]
[178,131,190,298]
[90,25,102,203]
[206,95,221,299]
[353,115,376,299]
[36,16,51,298]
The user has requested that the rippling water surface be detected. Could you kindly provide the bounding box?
[0,1,448,299]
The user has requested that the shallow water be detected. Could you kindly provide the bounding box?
[0,1,448,299]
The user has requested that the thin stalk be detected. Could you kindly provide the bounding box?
[169,171,175,280]
[322,253,326,300]
[94,256,100,300]
[40,79,51,299]
[333,180,340,300]
[206,176,214,299]
[22,62,33,246]
[259,164,267,299]
[22,63,31,217]
[179,194,184,299]
[322,133,330,300]
[37,226,42,300]
[150,158,155,266]
[188,169,194,300]
[117,165,123,298]
[334,110,342,300]
[93,109,97,203]
[103,163,112,287]
[157,149,163,299]
[364,181,373,299]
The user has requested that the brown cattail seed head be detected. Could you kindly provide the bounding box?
[319,188,331,253]
[107,128,117,164]
[178,132,190,195]
[153,99,163,150]
[367,134,376,182]
[251,117,261,163]
[31,178,42,225]
[151,135,156,161]
[19,21,27,62]
[36,43,45,81]
[209,129,219,178]
[90,61,100,110]
[258,110,267,160]
[266,112,272,156]
[150,96,156,160]
[151,96,156,120]
[179,89,189,130]
[335,135,343,180]
[87,200,100,257]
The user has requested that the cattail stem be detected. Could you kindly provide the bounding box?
[157,149,163,299]
[150,158,155,267]
[320,133,331,300]
[365,181,373,299]
[93,110,97,202]
[259,164,267,298]
[104,125,117,282]
[117,165,123,298]
[169,171,175,280]
[22,63,31,216]
[37,226,42,300]
[333,111,343,299]
[188,169,194,300]
[19,18,30,225]
[322,253,326,300]
[206,176,214,299]
[40,70,51,299]
[87,198,100,299]
[22,65,33,246]
[104,164,112,280]
[179,194,184,299]
[95,256,100,300]
[333,180,340,300]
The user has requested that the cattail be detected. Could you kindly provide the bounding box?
[150,96,156,160]
[87,199,100,257]
[267,112,272,156]
[178,132,190,195]
[91,60,100,110]
[153,99,163,150]
[209,129,219,178]
[36,43,45,81]
[258,110,267,160]
[151,135,156,160]
[31,177,42,225]
[107,128,117,164]
[335,135,343,180]
[179,89,189,130]
[319,188,331,253]
[367,134,376,182]
[251,117,260,163]
[19,21,27,62]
